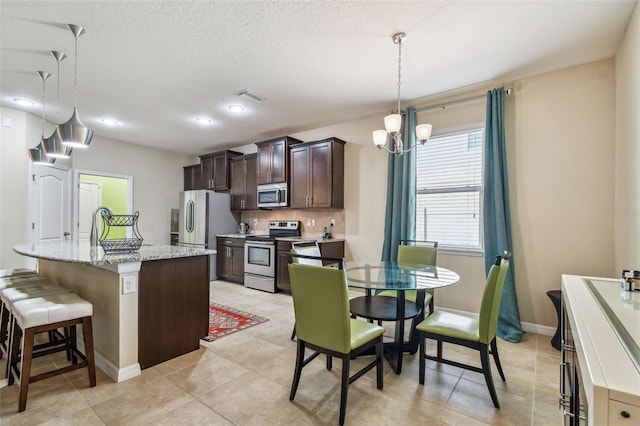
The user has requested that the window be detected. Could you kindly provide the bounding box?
[415,128,484,251]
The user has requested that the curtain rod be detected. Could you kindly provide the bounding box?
[415,88,512,112]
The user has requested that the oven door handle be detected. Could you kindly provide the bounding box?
[246,241,275,246]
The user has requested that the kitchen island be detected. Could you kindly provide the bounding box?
[14,241,214,382]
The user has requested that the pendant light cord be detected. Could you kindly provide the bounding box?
[41,75,46,138]
[74,34,78,108]
[57,58,61,121]
[396,37,402,115]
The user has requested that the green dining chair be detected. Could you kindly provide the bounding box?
[377,240,438,314]
[289,242,322,340]
[288,254,384,426]
[416,252,511,409]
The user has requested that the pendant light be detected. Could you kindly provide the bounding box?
[43,51,73,159]
[56,24,93,148]
[28,71,56,165]
[28,143,55,165]
[373,32,432,155]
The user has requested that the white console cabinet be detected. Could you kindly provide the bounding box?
[561,275,640,426]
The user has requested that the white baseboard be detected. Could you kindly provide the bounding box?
[77,339,141,383]
[436,306,555,337]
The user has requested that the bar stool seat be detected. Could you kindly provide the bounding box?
[0,282,69,361]
[0,269,37,278]
[8,292,97,412]
[0,277,55,360]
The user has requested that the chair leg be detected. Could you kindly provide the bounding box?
[290,323,296,340]
[82,317,97,387]
[326,355,332,370]
[490,337,506,382]
[419,333,426,385]
[339,355,350,426]
[375,336,383,390]
[18,327,36,412]
[69,325,77,364]
[289,340,305,401]
[480,343,500,409]
[436,339,443,359]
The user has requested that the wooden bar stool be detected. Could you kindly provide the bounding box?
[7,292,97,412]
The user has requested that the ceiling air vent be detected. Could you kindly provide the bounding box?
[236,88,266,103]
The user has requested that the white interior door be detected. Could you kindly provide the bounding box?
[31,165,71,243]
[78,181,102,240]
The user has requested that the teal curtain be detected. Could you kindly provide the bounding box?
[483,88,523,342]
[381,107,416,261]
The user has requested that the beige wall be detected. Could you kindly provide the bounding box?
[614,2,640,272]
[1,108,40,268]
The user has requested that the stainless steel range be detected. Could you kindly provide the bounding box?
[244,221,301,293]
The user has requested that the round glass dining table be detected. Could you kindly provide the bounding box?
[345,261,460,374]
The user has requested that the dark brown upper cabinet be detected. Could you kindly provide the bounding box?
[255,136,302,185]
[230,154,257,211]
[290,138,345,209]
[199,150,242,191]
[183,164,201,191]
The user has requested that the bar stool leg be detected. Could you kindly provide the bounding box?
[18,328,36,412]
[7,317,20,384]
[82,317,97,387]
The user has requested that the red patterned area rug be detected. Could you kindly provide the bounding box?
[202,303,269,342]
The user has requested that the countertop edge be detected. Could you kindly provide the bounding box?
[14,242,215,266]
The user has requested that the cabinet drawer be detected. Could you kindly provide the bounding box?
[609,400,640,425]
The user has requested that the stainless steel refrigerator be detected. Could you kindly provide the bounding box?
[178,190,239,280]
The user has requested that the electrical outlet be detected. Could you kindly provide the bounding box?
[252,218,257,225]
[122,275,137,294]
[311,219,316,226]
[306,218,312,226]
[330,219,336,227]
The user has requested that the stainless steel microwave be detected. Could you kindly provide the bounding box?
[257,183,288,208]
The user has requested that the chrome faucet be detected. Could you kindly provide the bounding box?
[90,206,112,247]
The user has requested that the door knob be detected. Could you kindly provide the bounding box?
[63,231,70,240]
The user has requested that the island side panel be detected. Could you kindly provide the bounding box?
[38,259,140,379]
[138,255,209,369]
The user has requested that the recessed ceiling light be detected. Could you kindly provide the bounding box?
[195,116,214,125]
[13,98,36,107]
[227,104,245,113]
[100,118,120,126]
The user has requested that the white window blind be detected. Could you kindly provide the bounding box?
[416,128,484,251]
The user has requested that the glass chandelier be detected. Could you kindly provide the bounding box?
[373,32,432,155]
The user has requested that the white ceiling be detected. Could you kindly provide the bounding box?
[1,1,636,155]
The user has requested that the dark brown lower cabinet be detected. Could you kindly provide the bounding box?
[276,240,345,292]
[138,256,209,369]
[216,237,245,283]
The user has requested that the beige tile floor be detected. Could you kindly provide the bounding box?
[0,280,563,425]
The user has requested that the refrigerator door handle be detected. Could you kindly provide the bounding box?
[186,200,194,233]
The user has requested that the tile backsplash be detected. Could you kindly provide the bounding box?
[240,209,345,239]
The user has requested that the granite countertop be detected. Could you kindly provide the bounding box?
[14,241,215,266]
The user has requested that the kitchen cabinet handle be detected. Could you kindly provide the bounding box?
[621,411,630,418]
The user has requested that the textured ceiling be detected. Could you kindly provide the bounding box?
[1,0,636,155]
